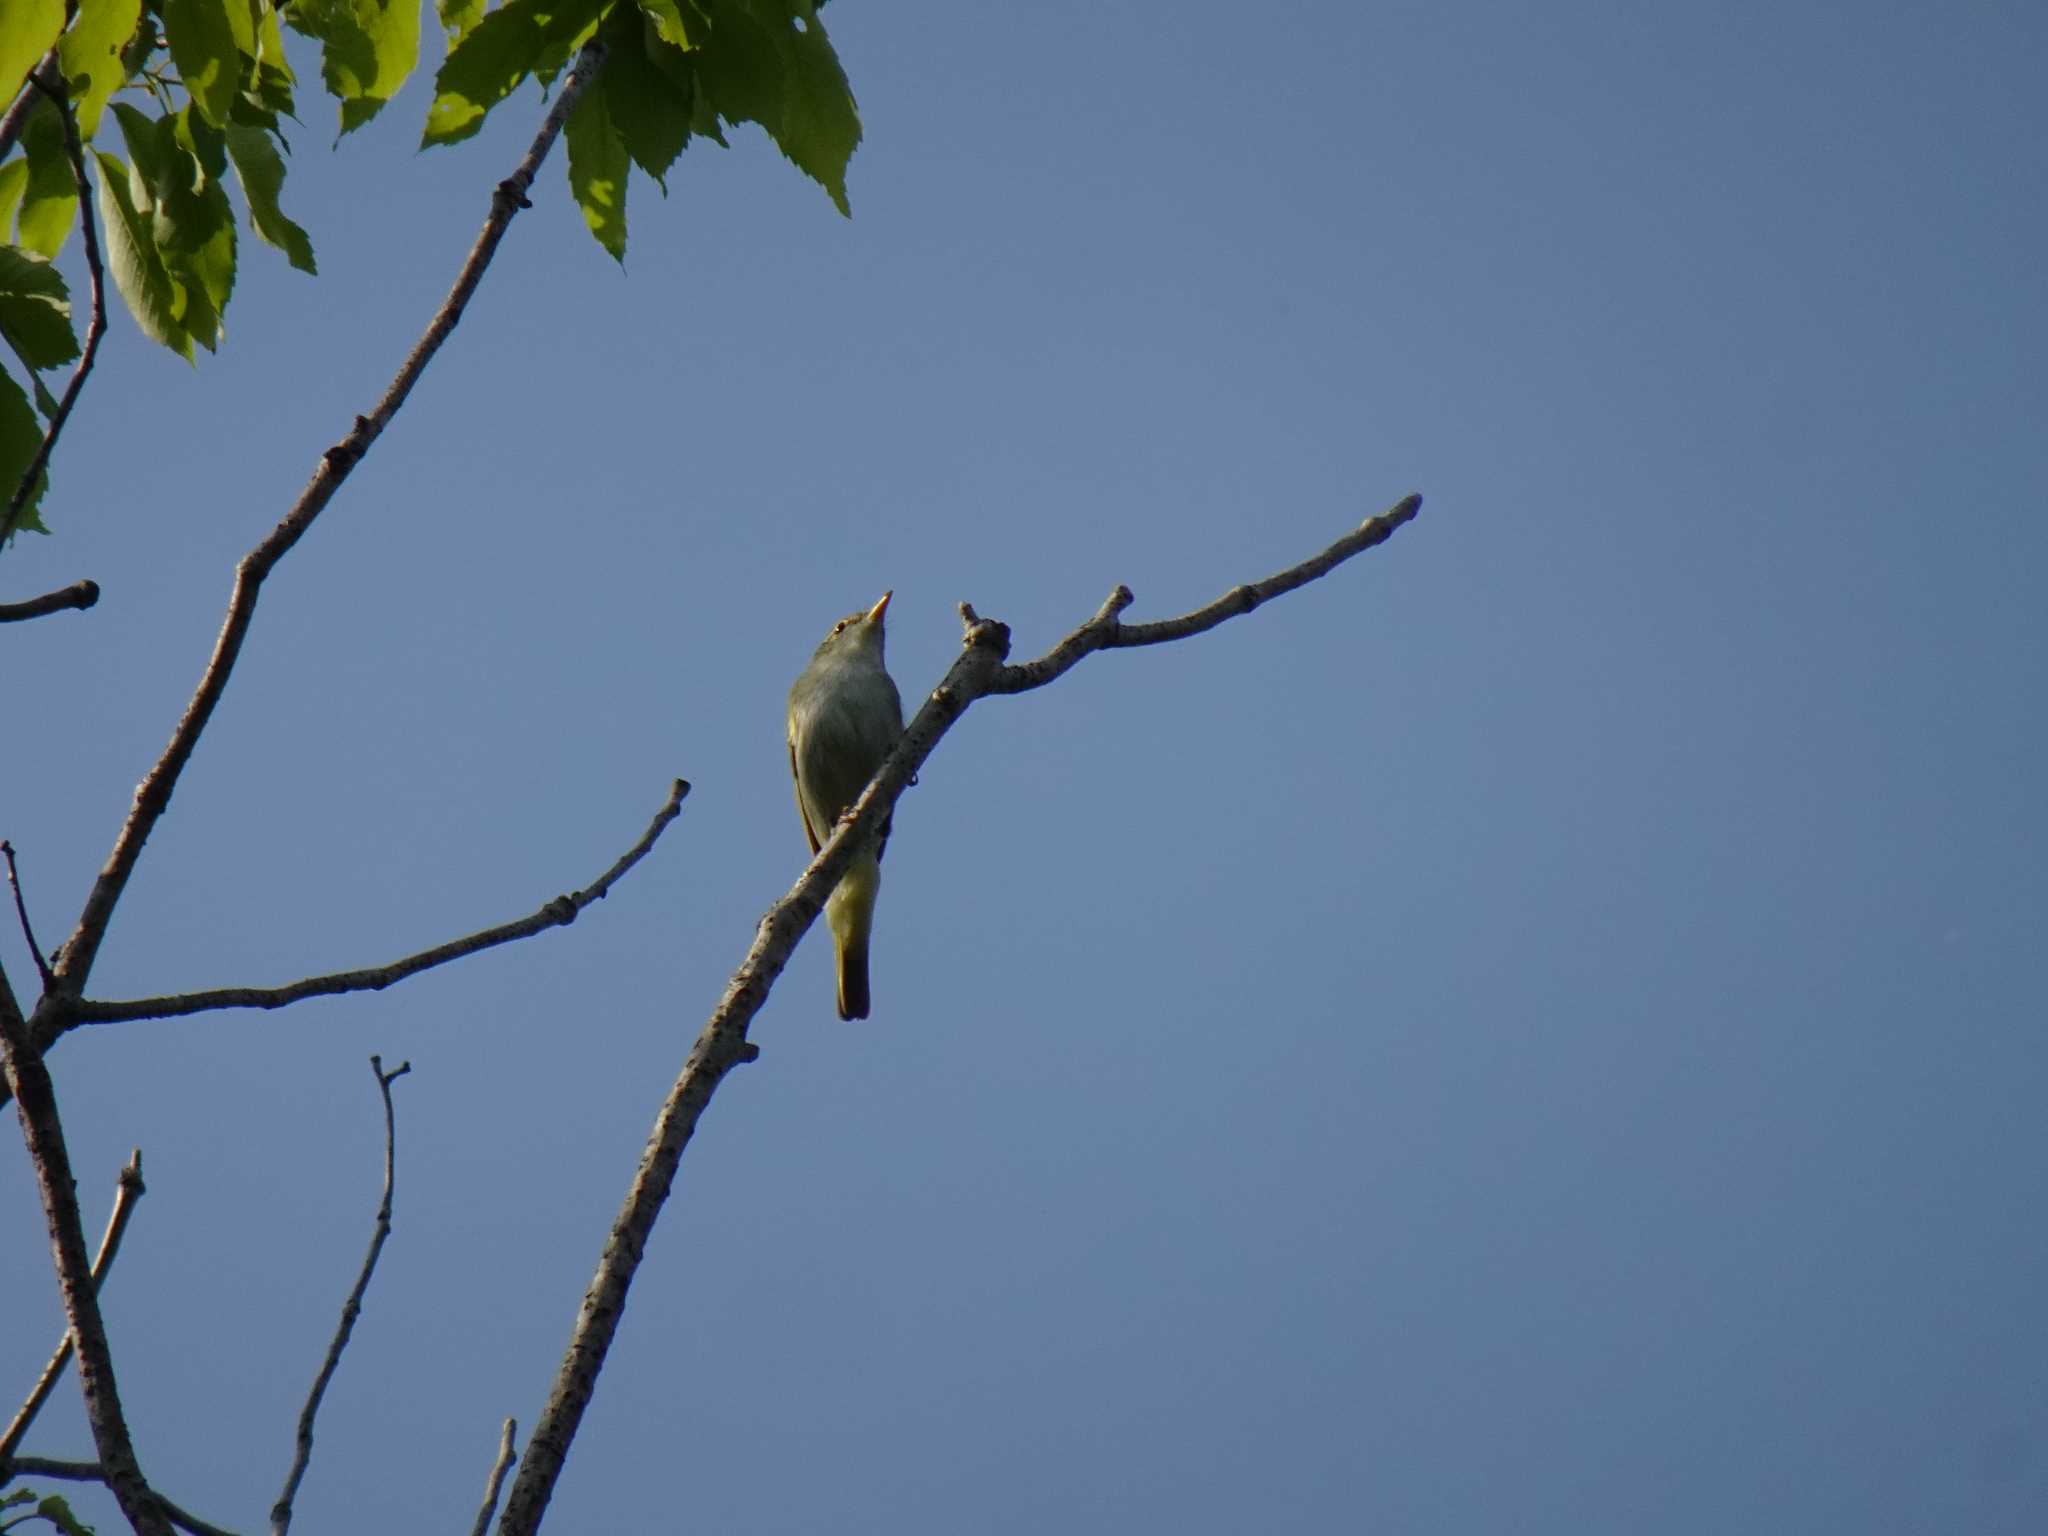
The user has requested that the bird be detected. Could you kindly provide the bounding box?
[787,591,906,1019]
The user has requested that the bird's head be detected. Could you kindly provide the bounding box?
[811,591,891,665]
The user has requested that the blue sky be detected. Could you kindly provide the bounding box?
[4,3,2044,1532]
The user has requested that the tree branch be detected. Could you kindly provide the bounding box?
[1,73,107,553]
[0,1457,240,1536]
[268,1056,409,1536]
[1,842,55,991]
[71,778,688,1026]
[0,993,169,1534]
[494,493,1422,1534]
[0,1149,145,1462]
[39,39,610,1004]
[468,1420,518,1536]
[0,53,60,166]
[0,580,99,623]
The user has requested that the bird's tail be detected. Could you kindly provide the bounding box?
[828,855,880,1021]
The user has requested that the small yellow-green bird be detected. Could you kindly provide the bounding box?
[787,592,906,1020]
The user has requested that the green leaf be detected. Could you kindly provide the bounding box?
[635,0,699,50]
[35,1493,99,1536]
[160,108,236,349]
[438,0,484,43]
[93,147,190,358]
[0,246,78,369]
[0,370,52,537]
[15,100,79,257]
[564,66,627,260]
[163,0,256,128]
[292,0,420,134]
[601,6,690,190]
[421,0,607,148]
[224,123,314,272]
[58,0,145,139]
[0,160,26,237]
[0,0,64,105]
[689,0,857,214]
[245,1,298,121]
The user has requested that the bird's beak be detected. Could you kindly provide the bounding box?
[866,591,892,625]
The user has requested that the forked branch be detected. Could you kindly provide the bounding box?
[41,40,610,1002]
[495,493,1422,1534]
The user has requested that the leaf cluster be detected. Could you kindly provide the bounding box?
[1,0,859,539]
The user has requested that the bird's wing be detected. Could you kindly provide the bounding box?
[790,738,823,855]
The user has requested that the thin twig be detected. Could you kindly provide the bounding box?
[73,777,688,1025]
[1,842,55,990]
[0,1457,241,1536]
[0,580,99,622]
[468,1419,518,1536]
[494,494,1423,1534]
[0,1149,145,1461]
[41,38,610,1005]
[269,1056,410,1536]
[1,74,108,551]
[0,994,170,1534]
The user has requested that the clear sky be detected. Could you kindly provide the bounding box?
[4,3,2044,1532]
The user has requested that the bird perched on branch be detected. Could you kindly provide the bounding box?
[787,591,906,1019]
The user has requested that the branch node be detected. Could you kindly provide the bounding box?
[735,1041,761,1065]
[495,177,534,210]
[546,895,577,924]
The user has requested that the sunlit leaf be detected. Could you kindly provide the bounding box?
[0,0,64,106]
[565,67,628,260]
[422,0,607,148]
[58,0,146,138]
[93,146,190,358]
[164,0,256,128]
[224,123,315,272]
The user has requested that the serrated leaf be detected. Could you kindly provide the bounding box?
[0,0,64,104]
[0,369,52,537]
[224,122,314,272]
[564,67,627,260]
[421,0,607,148]
[292,0,418,134]
[774,1,856,213]
[688,0,857,213]
[164,0,256,128]
[16,100,79,257]
[0,246,78,369]
[602,7,690,190]
[58,0,145,139]
[93,147,190,358]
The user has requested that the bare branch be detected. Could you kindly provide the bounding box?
[1,76,108,552]
[0,580,100,623]
[0,997,169,1534]
[0,1457,240,1536]
[269,1056,410,1536]
[73,778,688,1026]
[0,1149,145,1462]
[494,495,1422,1533]
[468,1420,518,1536]
[43,39,611,1002]
[988,493,1423,694]
[1,842,54,991]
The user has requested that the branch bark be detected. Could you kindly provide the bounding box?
[0,53,59,165]
[0,580,99,622]
[494,493,1421,1533]
[0,1456,239,1536]
[268,1057,409,1536]
[468,1420,518,1536]
[0,1148,145,1462]
[0,984,169,1535]
[37,39,609,1006]
[71,778,687,1026]
[1,71,107,552]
